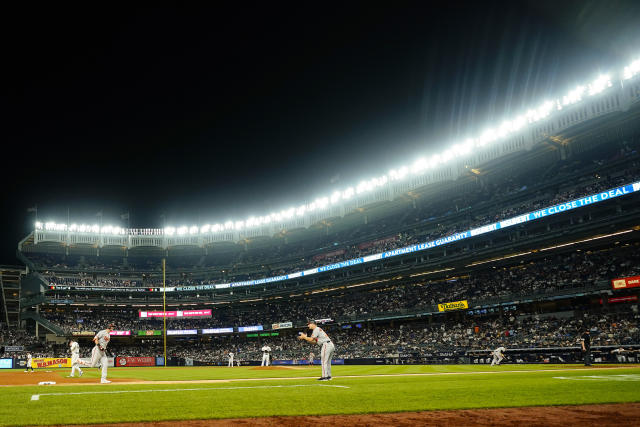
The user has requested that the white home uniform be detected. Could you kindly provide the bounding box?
[261,346,271,366]
[309,352,315,365]
[312,327,335,379]
[25,353,34,372]
[228,352,234,367]
[491,346,506,366]
[89,329,111,383]
[69,341,83,377]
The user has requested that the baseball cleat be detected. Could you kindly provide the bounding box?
[100,379,111,384]
[316,377,326,381]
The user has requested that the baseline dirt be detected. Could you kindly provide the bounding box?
[43,403,640,426]
[0,371,135,386]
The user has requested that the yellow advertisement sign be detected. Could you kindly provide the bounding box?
[32,357,72,368]
[437,300,469,312]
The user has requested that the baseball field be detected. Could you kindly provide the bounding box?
[1,364,640,426]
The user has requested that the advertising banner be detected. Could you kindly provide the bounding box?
[137,330,162,336]
[72,331,95,336]
[79,357,115,367]
[271,322,293,330]
[3,346,24,352]
[201,328,234,334]
[166,329,198,335]
[611,275,640,290]
[109,330,131,336]
[0,358,13,369]
[32,357,71,368]
[115,356,155,367]
[238,325,263,332]
[139,309,212,318]
[437,300,469,312]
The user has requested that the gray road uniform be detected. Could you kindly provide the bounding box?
[312,327,335,378]
[491,346,506,366]
[90,329,111,382]
[70,341,83,377]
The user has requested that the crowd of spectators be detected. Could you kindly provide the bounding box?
[26,308,639,362]
[40,243,640,334]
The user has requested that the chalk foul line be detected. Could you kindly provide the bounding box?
[30,383,349,401]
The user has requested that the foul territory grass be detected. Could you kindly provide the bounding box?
[1,365,639,426]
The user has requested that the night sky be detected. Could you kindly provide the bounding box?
[2,2,639,264]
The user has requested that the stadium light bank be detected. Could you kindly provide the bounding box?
[35,58,640,237]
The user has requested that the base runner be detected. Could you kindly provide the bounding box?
[68,340,83,377]
[298,320,335,380]
[491,346,506,366]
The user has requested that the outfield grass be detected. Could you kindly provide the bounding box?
[1,365,639,426]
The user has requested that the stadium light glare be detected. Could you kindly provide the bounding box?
[562,85,586,106]
[330,191,341,204]
[316,197,329,208]
[410,158,428,174]
[37,59,634,237]
[588,74,612,96]
[177,226,188,235]
[164,227,175,236]
[441,150,454,163]
[342,187,354,200]
[189,226,198,235]
[623,59,640,80]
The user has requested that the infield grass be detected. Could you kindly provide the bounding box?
[1,364,639,426]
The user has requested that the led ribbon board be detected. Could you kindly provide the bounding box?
[201,327,234,334]
[138,309,212,318]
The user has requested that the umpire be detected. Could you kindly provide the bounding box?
[581,329,592,366]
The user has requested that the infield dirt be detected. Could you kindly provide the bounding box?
[0,371,135,386]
